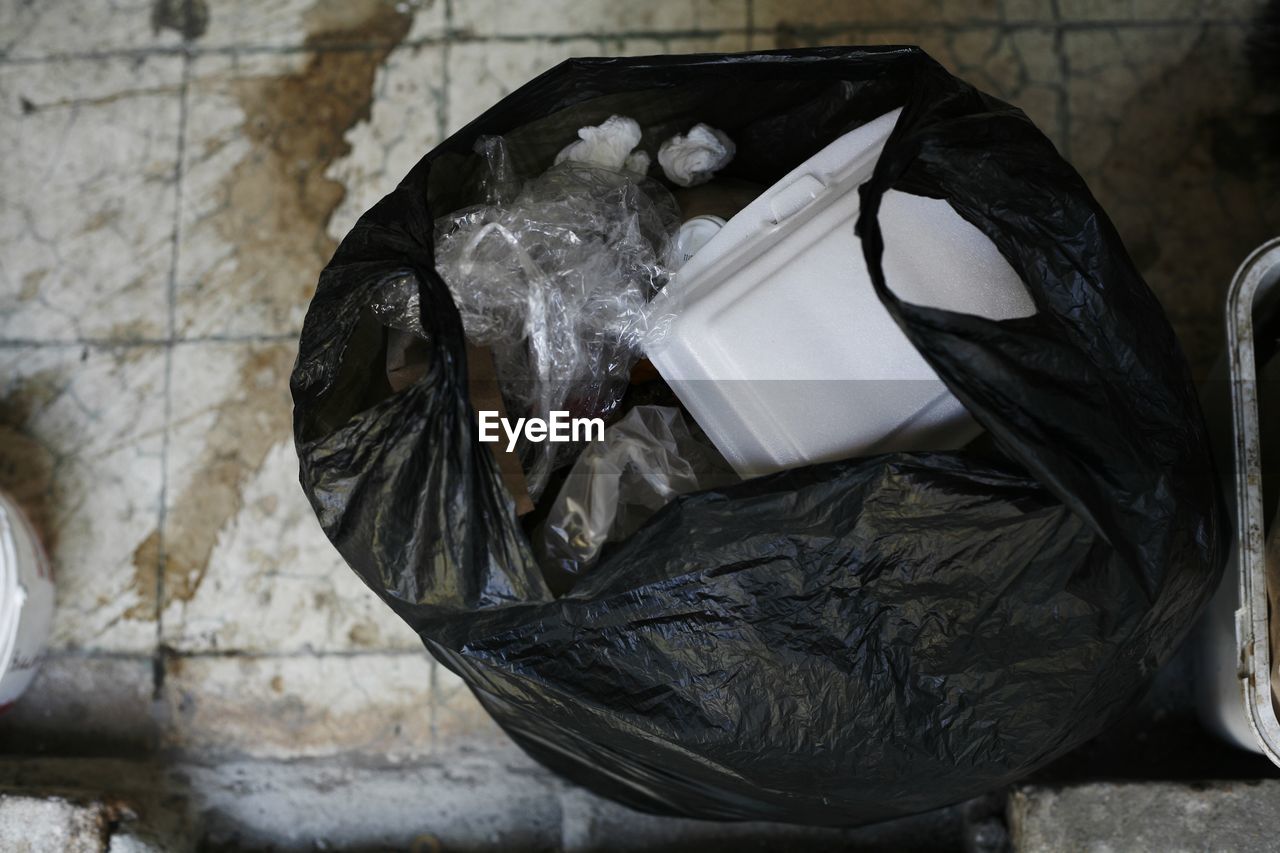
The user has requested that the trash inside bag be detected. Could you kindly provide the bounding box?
[555,114,651,175]
[434,137,680,497]
[292,47,1227,826]
[537,405,737,580]
[657,122,735,187]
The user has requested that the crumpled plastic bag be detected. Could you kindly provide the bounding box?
[433,138,680,497]
[293,47,1227,827]
[538,405,737,578]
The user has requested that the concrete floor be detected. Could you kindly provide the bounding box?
[1,0,1278,849]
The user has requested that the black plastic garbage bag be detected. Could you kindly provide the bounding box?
[291,47,1226,825]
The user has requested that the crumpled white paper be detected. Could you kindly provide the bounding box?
[555,115,650,174]
[657,123,735,187]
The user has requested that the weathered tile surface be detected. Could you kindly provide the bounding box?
[760,26,1064,149]
[159,341,419,653]
[0,0,181,60]
[1199,0,1266,17]
[445,38,603,134]
[0,57,182,343]
[326,41,446,241]
[0,656,159,755]
[196,0,446,50]
[452,0,748,38]
[175,6,417,338]
[1,0,1275,846]
[752,0,1056,30]
[1057,0,1249,22]
[1065,25,1280,373]
[0,345,165,653]
[432,662,510,746]
[162,653,436,759]
[189,756,562,850]
[753,0,940,30]
[938,0,1056,22]
[596,32,750,57]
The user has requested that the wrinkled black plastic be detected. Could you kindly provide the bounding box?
[292,47,1227,825]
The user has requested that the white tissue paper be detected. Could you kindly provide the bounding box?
[555,115,649,173]
[622,149,651,176]
[657,123,735,187]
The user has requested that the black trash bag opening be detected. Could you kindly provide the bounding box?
[298,69,907,446]
[292,46,1227,826]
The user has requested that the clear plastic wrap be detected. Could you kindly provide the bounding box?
[538,406,737,578]
[434,138,681,498]
[368,272,424,336]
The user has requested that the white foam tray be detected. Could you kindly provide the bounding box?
[648,108,1035,477]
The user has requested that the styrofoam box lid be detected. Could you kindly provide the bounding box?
[648,108,1036,477]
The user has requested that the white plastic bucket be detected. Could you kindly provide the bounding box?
[0,490,55,712]
[1195,238,1280,766]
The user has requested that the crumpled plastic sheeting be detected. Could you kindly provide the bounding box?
[292,47,1227,827]
[433,138,680,497]
[539,405,737,578]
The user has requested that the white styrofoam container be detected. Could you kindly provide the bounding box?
[0,491,54,712]
[1196,237,1280,766]
[647,108,1035,477]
